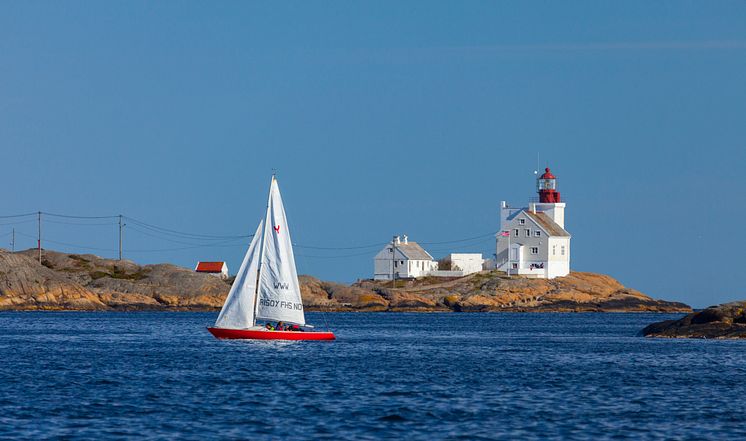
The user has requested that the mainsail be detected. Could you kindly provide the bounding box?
[214,220,263,329]
[256,177,306,325]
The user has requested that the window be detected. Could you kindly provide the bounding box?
[518,218,525,225]
[513,229,519,237]
[512,263,518,269]
[530,247,539,255]
[525,229,531,237]
[552,245,556,256]
[535,231,541,237]
[561,246,566,256]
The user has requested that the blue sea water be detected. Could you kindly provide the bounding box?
[1,312,745,440]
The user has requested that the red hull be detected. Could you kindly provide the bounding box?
[207,327,335,341]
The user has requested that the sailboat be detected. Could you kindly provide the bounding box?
[207,176,335,341]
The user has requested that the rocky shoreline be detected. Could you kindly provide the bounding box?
[642,302,746,338]
[0,249,690,313]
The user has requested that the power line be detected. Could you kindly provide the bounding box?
[296,250,379,259]
[293,241,389,250]
[126,224,251,247]
[0,219,36,226]
[0,212,37,219]
[418,232,497,245]
[0,210,498,257]
[44,219,117,226]
[41,211,119,220]
[124,216,251,240]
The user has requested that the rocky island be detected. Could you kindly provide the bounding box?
[0,248,690,313]
[642,302,746,338]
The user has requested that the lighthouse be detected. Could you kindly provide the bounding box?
[495,166,571,279]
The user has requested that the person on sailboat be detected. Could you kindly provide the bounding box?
[276,321,285,331]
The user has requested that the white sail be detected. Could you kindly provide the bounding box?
[256,176,306,325]
[214,220,264,329]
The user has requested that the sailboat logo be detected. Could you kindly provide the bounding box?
[274,225,280,234]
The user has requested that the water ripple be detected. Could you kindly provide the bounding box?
[1,311,746,440]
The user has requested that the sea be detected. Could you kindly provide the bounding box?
[1,311,745,440]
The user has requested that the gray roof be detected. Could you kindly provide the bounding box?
[524,211,571,237]
[395,242,434,260]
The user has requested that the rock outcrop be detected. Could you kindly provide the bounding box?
[0,248,690,312]
[354,271,690,312]
[642,302,746,338]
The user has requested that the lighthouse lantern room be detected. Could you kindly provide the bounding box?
[537,168,560,203]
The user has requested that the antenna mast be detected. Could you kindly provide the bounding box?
[37,211,42,264]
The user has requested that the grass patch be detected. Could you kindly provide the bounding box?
[89,267,150,281]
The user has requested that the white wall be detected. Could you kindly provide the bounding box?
[494,209,570,279]
[533,202,566,229]
[450,253,484,275]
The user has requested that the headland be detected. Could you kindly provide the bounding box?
[0,249,690,313]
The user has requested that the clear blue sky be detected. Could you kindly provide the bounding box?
[1,2,744,308]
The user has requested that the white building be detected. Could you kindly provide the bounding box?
[495,167,571,279]
[449,253,484,275]
[195,261,229,279]
[374,235,438,280]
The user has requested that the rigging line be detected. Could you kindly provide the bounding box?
[41,212,119,219]
[0,212,37,219]
[124,216,251,240]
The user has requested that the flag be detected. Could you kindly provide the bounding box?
[499,231,510,237]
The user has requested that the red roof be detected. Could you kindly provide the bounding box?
[540,167,556,179]
[196,261,225,273]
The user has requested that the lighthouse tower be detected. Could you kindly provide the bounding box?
[531,167,566,229]
[496,166,571,279]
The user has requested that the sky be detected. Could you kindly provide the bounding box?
[0,1,744,308]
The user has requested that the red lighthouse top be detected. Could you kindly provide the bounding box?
[537,167,561,203]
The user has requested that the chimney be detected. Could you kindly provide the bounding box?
[530,202,536,214]
[394,235,401,245]
[403,235,408,244]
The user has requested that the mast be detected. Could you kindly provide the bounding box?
[250,175,274,326]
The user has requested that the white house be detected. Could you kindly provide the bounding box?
[195,261,229,279]
[495,167,571,279]
[374,235,438,280]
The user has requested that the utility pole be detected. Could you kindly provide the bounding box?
[11,228,15,252]
[118,214,124,261]
[391,235,397,289]
[37,211,42,264]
